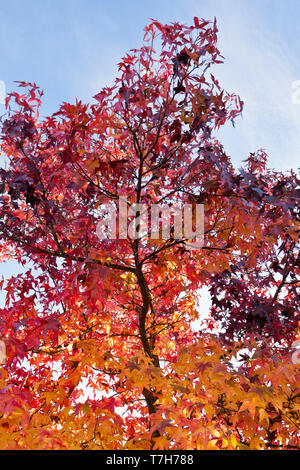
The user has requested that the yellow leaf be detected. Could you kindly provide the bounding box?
[230,434,238,448]
[258,408,269,426]
[207,439,219,450]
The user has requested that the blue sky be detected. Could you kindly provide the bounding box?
[0,0,299,283]
[1,0,300,170]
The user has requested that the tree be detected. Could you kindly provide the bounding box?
[0,17,299,450]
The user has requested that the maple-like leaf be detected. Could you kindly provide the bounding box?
[0,17,298,451]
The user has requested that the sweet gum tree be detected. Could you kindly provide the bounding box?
[0,18,299,450]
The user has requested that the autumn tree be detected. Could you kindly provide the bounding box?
[0,18,299,450]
